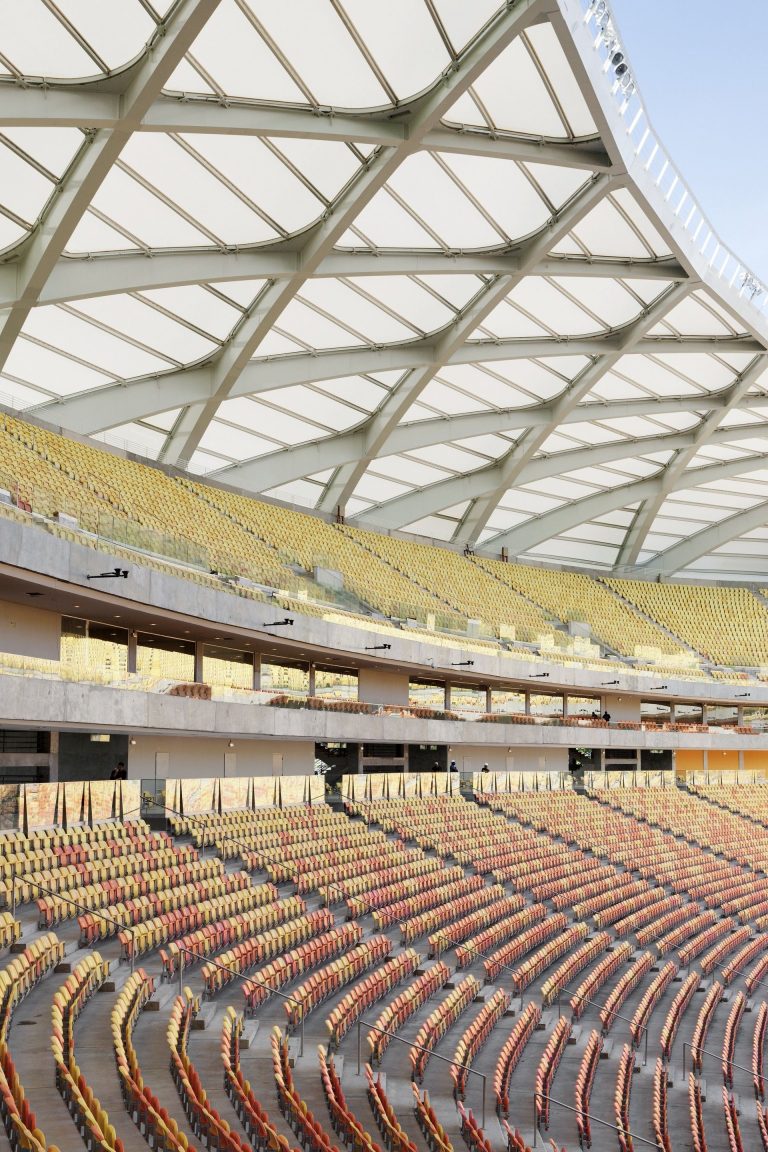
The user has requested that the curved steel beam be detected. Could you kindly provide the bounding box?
[156,0,560,468]
[452,281,691,546]
[481,442,768,557]
[615,355,768,567]
[355,419,768,532]
[0,83,612,169]
[0,249,687,311]
[635,500,768,576]
[316,175,612,515]
[211,388,752,492]
[0,0,223,374]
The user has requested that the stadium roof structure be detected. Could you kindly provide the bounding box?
[2,0,768,582]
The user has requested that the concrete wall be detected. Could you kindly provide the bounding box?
[445,744,568,774]
[125,734,314,779]
[0,599,60,660]
[602,693,641,722]
[4,514,768,710]
[358,667,409,705]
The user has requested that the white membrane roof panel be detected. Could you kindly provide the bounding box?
[4,0,768,578]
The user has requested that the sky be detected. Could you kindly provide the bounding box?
[610,0,768,282]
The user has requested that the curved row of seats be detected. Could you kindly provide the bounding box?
[614,1043,633,1152]
[325,948,421,1050]
[457,1101,493,1152]
[345,859,449,917]
[375,873,486,933]
[284,935,391,1031]
[540,932,610,1008]
[700,927,751,976]
[759,1099,768,1152]
[365,1064,417,1152]
[113,882,273,960]
[0,933,67,1152]
[197,895,308,994]
[610,892,683,938]
[570,877,649,922]
[36,856,224,927]
[678,920,732,966]
[656,911,715,957]
[111,969,191,1151]
[535,1016,571,1129]
[630,960,677,1047]
[6,837,193,898]
[659,970,700,1061]
[690,980,723,1073]
[653,1058,671,1152]
[412,1084,453,1152]
[428,893,523,958]
[161,886,309,978]
[242,922,362,1014]
[746,953,768,995]
[722,1086,743,1152]
[51,952,118,1152]
[754,1002,768,1100]
[492,1000,540,1116]
[575,1029,602,1148]
[168,990,248,1152]
[483,913,567,984]
[596,787,768,874]
[410,975,480,1083]
[318,1043,381,1152]
[174,805,342,842]
[450,986,509,1099]
[722,934,768,985]
[634,901,691,947]
[600,952,654,1033]
[221,1009,299,1152]
[367,962,450,1064]
[511,924,587,996]
[6,843,198,909]
[455,904,546,970]
[274,1028,352,1152]
[400,882,499,947]
[688,1072,705,1152]
[570,943,632,1021]
[79,869,252,946]
[0,820,155,871]
[722,992,746,1090]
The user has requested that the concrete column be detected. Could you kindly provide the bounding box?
[524,691,531,716]
[357,745,364,775]
[252,653,262,692]
[127,631,137,675]
[49,731,59,783]
[737,705,744,725]
[738,750,744,775]
[703,749,708,779]
[308,663,316,698]
[485,686,492,714]
[444,682,451,711]
[194,640,204,683]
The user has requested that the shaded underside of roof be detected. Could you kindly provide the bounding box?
[1,0,768,582]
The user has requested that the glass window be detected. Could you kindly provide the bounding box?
[136,632,194,683]
[203,644,253,690]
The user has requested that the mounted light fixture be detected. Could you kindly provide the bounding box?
[87,568,128,580]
